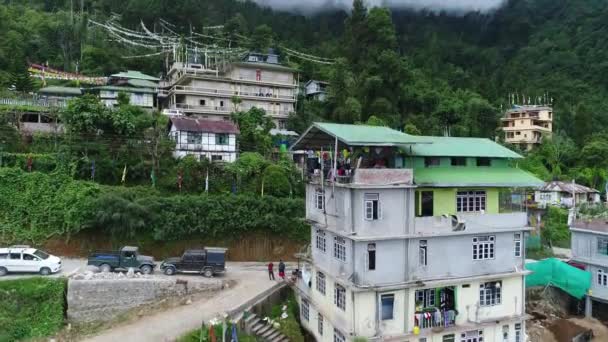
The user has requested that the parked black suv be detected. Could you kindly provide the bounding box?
[160,247,227,277]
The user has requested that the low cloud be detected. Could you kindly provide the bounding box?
[253,0,506,14]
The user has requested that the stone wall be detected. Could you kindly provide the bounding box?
[67,276,223,322]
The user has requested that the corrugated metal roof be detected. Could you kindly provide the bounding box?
[39,86,82,96]
[414,167,543,187]
[169,117,239,134]
[572,219,608,234]
[127,79,158,88]
[538,181,599,194]
[110,70,160,81]
[405,136,523,158]
[90,86,157,94]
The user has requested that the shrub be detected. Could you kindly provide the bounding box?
[0,278,66,341]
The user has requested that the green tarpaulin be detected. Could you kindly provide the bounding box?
[525,258,591,299]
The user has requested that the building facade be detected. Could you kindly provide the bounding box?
[92,70,159,109]
[534,181,601,208]
[570,219,608,318]
[304,80,328,101]
[168,116,239,162]
[292,123,542,342]
[501,105,552,150]
[159,52,297,129]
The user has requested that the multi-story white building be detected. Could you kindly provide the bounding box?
[91,71,159,109]
[159,51,297,129]
[291,123,543,342]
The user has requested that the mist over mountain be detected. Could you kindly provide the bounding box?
[253,0,506,14]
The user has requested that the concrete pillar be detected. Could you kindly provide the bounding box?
[585,295,593,318]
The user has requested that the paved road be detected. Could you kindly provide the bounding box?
[82,263,285,342]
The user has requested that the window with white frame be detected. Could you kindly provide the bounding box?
[316,230,326,253]
[419,240,428,266]
[443,335,456,342]
[316,271,326,295]
[598,269,608,287]
[415,289,435,307]
[514,233,522,257]
[364,193,381,220]
[457,191,486,212]
[334,236,346,262]
[315,189,325,210]
[460,330,483,342]
[502,325,509,342]
[334,329,346,342]
[367,243,376,270]
[479,281,502,306]
[334,284,346,311]
[381,294,395,320]
[515,323,522,342]
[473,236,495,260]
[187,132,202,144]
[301,299,310,321]
[318,313,324,336]
[597,238,608,255]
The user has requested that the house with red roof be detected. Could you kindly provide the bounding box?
[168,116,239,162]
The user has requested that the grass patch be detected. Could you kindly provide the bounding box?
[0,277,66,342]
[267,293,304,342]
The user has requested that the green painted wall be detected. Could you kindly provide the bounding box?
[415,187,500,216]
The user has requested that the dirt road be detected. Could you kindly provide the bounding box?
[81,263,284,342]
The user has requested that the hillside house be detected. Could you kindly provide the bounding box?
[90,70,159,109]
[535,181,600,208]
[304,80,329,101]
[168,116,239,162]
[501,105,552,150]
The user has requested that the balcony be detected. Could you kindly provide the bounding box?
[414,212,528,235]
[414,286,457,332]
[169,85,296,101]
[307,167,413,187]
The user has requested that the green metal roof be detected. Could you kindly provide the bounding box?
[110,70,160,81]
[38,86,82,96]
[127,79,158,88]
[404,136,523,159]
[414,167,544,187]
[291,122,426,149]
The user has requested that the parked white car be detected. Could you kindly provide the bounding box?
[0,245,62,276]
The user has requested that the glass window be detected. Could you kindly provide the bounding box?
[23,254,37,261]
[473,236,495,260]
[381,294,395,320]
[0,253,7,259]
[425,157,440,167]
[598,269,608,287]
[457,191,486,212]
[187,132,202,144]
[315,189,324,210]
[316,272,326,295]
[515,323,522,342]
[301,299,309,321]
[333,237,346,262]
[364,193,381,220]
[479,281,502,306]
[316,230,326,253]
[415,289,436,308]
[443,334,456,342]
[199,99,206,106]
[318,313,323,336]
[9,253,21,260]
[368,243,376,270]
[211,155,223,161]
[597,238,608,255]
[334,284,346,311]
[451,157,466,166]
[476,158,491,167]
[33,250,50,260]
[419,240,428,266]
[514,233,522,257]
[333,329,345,342]
[215,133,229,145]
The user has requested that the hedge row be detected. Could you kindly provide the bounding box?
[0,168,308,244]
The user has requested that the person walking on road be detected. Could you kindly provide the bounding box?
[268,261,275,280]
[278,260,286,279]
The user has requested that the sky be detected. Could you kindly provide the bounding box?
[253,0,507,14]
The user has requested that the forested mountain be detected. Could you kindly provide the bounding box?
[2,0,608,187]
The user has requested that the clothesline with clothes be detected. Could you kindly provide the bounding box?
[304,146,395,181]
[414,308,457,329]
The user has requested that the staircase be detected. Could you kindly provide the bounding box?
[243,313,290,342]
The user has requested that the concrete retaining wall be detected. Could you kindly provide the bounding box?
[67,277,223,322]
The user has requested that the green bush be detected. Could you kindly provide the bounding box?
[178,323,258,342]
[542,206,570,247]
[0,278,66,341]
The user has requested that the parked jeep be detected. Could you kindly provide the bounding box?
[160,247,227,277]
[0,245,62,276]
[87,246,156,274]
